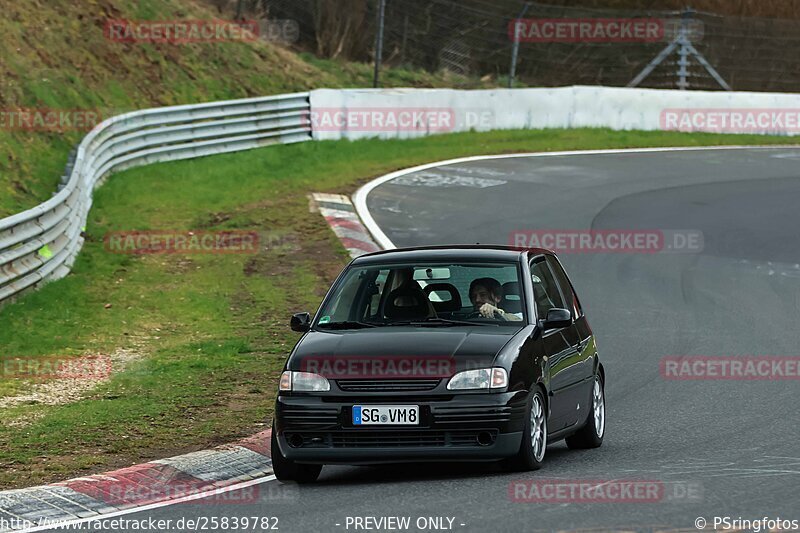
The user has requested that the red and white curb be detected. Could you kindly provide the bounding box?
[0,192,381,532]
[311,193,380,257]
[0,430,273,532]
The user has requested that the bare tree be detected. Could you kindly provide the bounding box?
[312,0,370,59]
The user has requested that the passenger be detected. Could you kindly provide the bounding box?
[468,277,522,321]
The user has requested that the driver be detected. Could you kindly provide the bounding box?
[468,277,522,321]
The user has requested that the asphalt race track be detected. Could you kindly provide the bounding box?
[62,147,800,532]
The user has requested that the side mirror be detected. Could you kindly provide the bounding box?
[542,308,572,329]
[290,312,311,332]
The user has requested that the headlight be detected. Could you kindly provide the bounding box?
[447,368,508,390]
[279,371,330,392]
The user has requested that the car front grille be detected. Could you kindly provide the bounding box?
[336,378,441,392]
[332,430,446,447]
[431,405,518,425]
[280,406,340,428]
[284,430,499,448]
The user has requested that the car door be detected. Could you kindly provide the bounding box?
[547,255,595,424]
[530,256,582,430]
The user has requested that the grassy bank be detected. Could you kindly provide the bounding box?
[0,128,797,488]
[0,0,499,220]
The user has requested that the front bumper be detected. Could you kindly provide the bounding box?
[274,390,528,464]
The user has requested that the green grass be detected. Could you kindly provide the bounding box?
[0,127,798,488]
[0,0,504,220]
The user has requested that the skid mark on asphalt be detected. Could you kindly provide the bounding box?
[391,172,507,188]
[618,456,800,479]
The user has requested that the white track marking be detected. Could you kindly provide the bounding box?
[352,145,800,250]
[16,475,278,533]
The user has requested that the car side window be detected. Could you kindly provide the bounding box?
[328,271,365,321]
[530,259,565,320]
[546,256,582,319]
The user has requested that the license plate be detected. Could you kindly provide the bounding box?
[353,405,419,425]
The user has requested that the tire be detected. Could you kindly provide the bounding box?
[565,373,605,450]
[503,388,547,471]
[270,426,322,483]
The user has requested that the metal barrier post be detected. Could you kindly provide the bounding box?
[373,0,387,88]
[508,3,531,88]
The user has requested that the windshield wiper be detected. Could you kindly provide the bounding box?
[384,318,498,327]
[317,321,377,330]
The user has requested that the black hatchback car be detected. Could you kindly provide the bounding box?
[271,245,605,482]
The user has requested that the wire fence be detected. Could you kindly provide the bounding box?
[254,0,800,92]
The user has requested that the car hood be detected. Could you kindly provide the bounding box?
[288,326,517,378]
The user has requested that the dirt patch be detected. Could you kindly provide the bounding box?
[0,346,147,427]
[165,257,196,275]
[195,211,233,228]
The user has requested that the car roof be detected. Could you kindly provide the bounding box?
[351,244,553,265]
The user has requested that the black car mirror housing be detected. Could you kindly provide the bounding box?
[290,312,311,332]
[542,308,572,329]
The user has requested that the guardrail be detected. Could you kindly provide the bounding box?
[0,92,311,304]
[309,86,800,141]
[3,85,797,306]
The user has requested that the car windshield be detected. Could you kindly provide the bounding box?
[315,261,526,328]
